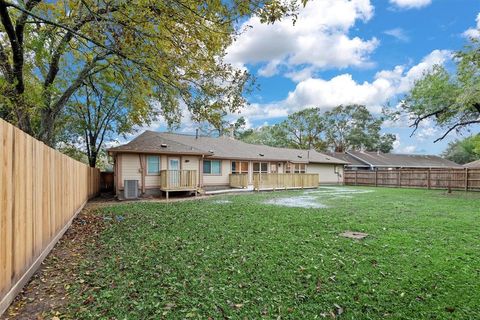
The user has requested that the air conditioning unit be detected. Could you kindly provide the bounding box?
[124,180,139,199]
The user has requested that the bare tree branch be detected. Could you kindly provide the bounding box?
[434,120,480,143]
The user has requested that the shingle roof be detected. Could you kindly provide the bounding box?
[107,131,209,155]
[464,160,480,168]
[108,131,347,164]
[325,152,370,167]
[347,151,462,168]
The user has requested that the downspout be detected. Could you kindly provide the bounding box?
[139,154,146,195]
[200,154,204,188]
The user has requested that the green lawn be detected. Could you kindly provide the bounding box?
[69,187,480,319]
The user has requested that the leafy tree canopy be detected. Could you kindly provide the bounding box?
[441,135,480,164]
[402,39,480,142]
[0,0,307,146]
[237,105,396,153]
[323,105,396,153]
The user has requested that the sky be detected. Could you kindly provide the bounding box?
[148,0,480,155]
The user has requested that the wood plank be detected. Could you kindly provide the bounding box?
[0,121,13,297]
[0,118,100,316]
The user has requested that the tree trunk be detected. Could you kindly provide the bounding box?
[88,152,97,168]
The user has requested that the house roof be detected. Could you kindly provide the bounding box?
[108,131,347,164]
[325,152,370,167]
[464,160,480,168]
[107,131,209,155]
[347,151,462,168]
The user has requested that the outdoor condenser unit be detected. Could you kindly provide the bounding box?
[124,180,139,199]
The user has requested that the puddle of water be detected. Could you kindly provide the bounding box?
[264,196,328,209]
[304,187,373,197]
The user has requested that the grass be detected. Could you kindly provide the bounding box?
[67,187,480,319]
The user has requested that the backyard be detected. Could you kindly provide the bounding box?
[4,187,480,319]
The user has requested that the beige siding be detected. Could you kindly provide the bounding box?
[203,159,230,186]
[121,154,202,189]
[307,163,344,184]
[182,156,201,186]
[181,156,200,171]
[160,155,168,170]
[121,154,141,188]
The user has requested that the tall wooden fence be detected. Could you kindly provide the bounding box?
[0,118,100,315]
[344,168,480,191]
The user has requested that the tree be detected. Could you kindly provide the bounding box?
[323,105,396,152]
[402,39,480,142]
[238,108,325,149]
[0,0,307,146]
[198,115,248,138]
[64,70,156,167]
[237,106,395,152]
[441,135,480,164]
[275,108,326,150]
[237,125,289,147]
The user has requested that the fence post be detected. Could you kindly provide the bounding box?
[374,170,378,187]
[397,170,401,187]
[427,169,431,189]
[465,168,469,192]
[355,171,358,186]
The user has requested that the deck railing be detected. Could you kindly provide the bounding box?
[160,170,197,191]
[253,173,319,191]
[229,173,249,188]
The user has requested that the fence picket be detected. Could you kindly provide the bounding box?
[344,168,479,191]
[0,118,100,316]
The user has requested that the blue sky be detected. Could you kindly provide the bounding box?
[150,0,480,155]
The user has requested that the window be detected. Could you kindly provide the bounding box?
[232,161,248,174]
[286,163,306,173]
[147,155,160,174]
[203,160,221,174]
[296,163,306,173]
[253,162,268,173]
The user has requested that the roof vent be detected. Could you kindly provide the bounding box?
[298,155,303,158]
[259,153,264,157]
[161,143,167,148]
[209,150,214,153]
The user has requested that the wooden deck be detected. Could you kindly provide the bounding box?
[160,170,198,198]
[253,173,319,191]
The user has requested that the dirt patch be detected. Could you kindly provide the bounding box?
[1,204,106,320]
[265,196,327,209]
[340,231,369,240]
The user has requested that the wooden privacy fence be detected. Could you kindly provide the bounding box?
[344,168,480,191]
[253,173,319,191]
[0,118,100,315]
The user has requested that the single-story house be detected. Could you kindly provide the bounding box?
[107,131,347,198]
[326,151,462,170]
[464,160,480,168]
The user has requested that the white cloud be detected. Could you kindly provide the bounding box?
[389,0,432,9]
[393,135,417,153]
[384,28,410,42]
[463,13,480,39]
[240,50,451,120]
[226,0,378,77]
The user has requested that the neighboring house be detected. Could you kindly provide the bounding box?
[464,160,480,168]
[327,151,462,170]
[107,131,347,197]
